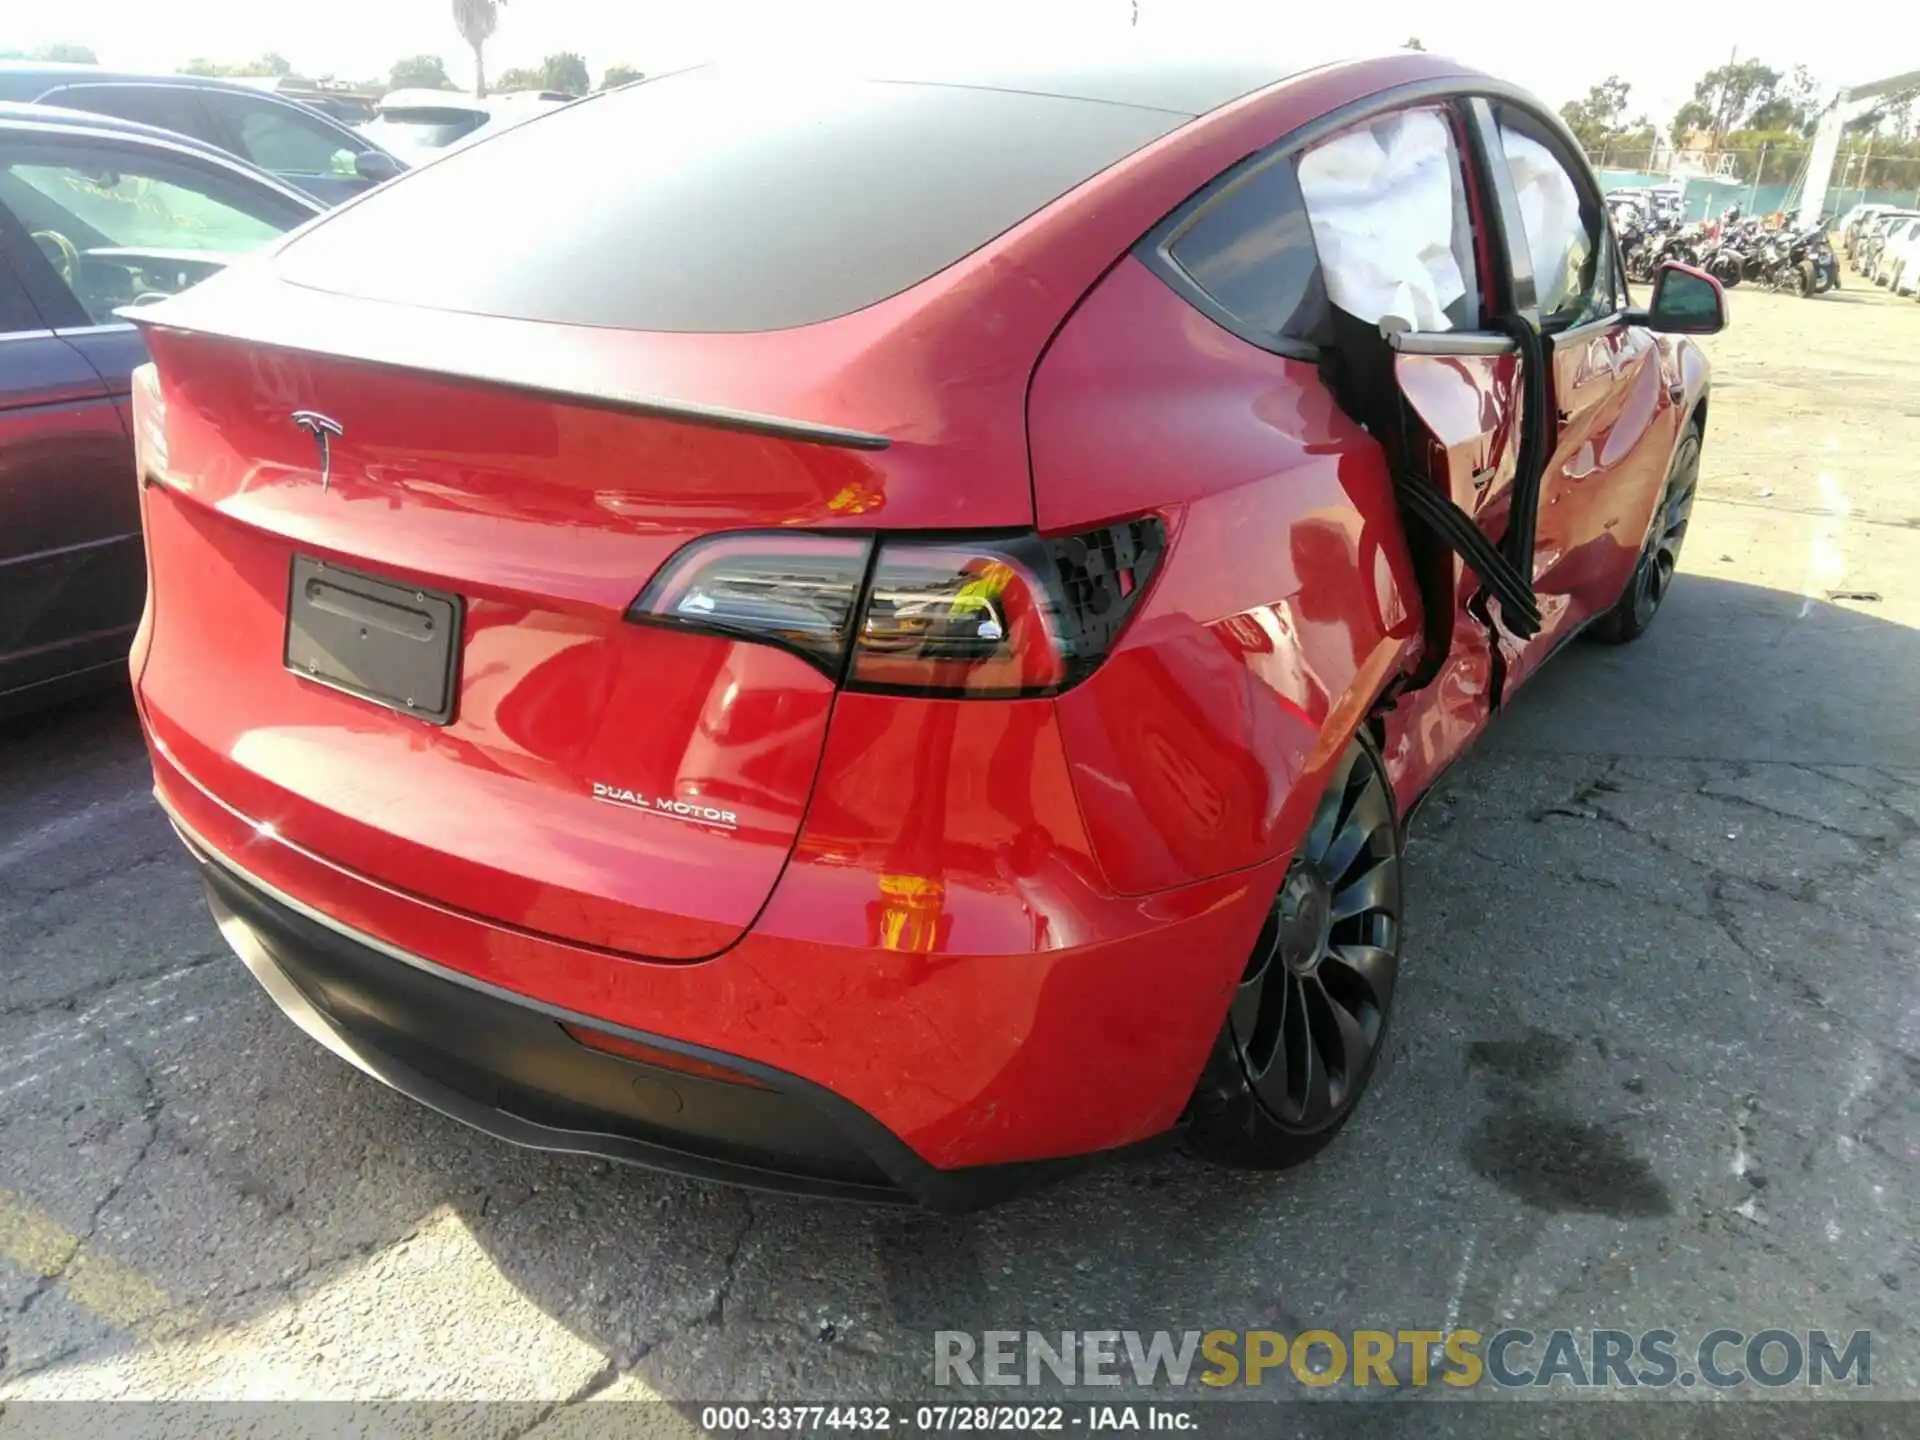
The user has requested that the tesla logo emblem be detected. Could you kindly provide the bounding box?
[290,411,344,491]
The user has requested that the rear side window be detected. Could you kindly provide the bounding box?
[1166,155,1329,344]
[1296,106,1480,333]
[275,66,1182,333]
[199,92,363,176]
[43,85,213,145]
[1493,107,1602,328]
[1151,103,1482,349]
[0,233,50,331]
[0,135,310,324]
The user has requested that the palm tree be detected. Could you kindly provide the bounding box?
[451,0,505,98]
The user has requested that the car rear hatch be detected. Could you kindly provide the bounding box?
[136,322,957,960]
[130,64,1185,961]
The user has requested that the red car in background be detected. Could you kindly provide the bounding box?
[127,49,1723,1208]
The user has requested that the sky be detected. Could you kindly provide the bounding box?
[8,1,1912,127]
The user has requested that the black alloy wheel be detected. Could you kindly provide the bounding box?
[1591,421,1701,644]
[1187,731,1403,1168]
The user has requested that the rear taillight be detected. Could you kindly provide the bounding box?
[626,519,1164,697]
[852,538,1066,695]
[630,532,870,670]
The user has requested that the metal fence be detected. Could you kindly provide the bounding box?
[1588,147,1920,222]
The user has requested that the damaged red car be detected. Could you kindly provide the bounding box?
[128,49,1723,1208]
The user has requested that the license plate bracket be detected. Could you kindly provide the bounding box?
[284,556,461,724]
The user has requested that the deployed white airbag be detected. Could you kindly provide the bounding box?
[1297,108,1468,332]
[1499,125,1589,316]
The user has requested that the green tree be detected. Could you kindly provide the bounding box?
[1879,91,1915,140]
[1559,75,1633,150]
[452,0,505,97]
[389,54,455,90]
[1689,57,1781,144]
[1749,65,1819,134]
[26,42,98,63]
[1603,119,1659,169]
[537,51,590,94]
[600,62,644,90]
[494,53,590,95]
[182,53,293,78]
[1669,99,1711,147]
[1402,37,1425,51]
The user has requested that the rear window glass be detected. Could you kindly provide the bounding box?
[274,66,1181,333]
[361,109,488,149]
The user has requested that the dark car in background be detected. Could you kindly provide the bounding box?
[0,103,319,715]
[0,63,402,204]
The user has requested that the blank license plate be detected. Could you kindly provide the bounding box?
[284,556,461,724]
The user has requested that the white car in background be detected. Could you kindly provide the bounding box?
[1858,209,1920,277]
[1846,205,1892,269]
[357,88,571,165]
[1871,215,1920,287]
[1888,221,1920,296]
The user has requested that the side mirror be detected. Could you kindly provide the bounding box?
[354,150,403,184]
[1631,262,1727,335]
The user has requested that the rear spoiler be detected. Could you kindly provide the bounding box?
[122,295,892,454]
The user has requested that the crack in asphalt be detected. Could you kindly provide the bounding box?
[3,849,181,907]
[1435,759,1920,1066]
[494,1356,625,1440]
[6,1038,164,1376]
[1709,873,1919,1066]
[454,1198,764,1427]
[0,1339,83,1388]
[1491,744,1920,768]
[147,1207,454,1347]
[710,1194,756,1329]
[0,953,225,1026]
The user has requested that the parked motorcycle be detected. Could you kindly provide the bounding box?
[1700,220,1751,288]
[1630,220,1710,283]
[1733,225,1823,297]
[1615,205,1833,297]
[1804,229,1841,293]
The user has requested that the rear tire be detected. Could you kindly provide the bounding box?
[1589,421,1701,645]
[1185,731,1403,1170]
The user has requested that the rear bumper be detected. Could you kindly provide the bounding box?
[146,715,1284,1195]
[188,829,1128,1210]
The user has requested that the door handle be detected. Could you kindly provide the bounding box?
[1667,383,1685,404]
[1470,464,1496,491]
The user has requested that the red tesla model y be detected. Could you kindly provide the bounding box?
[128,50,1723,1208]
